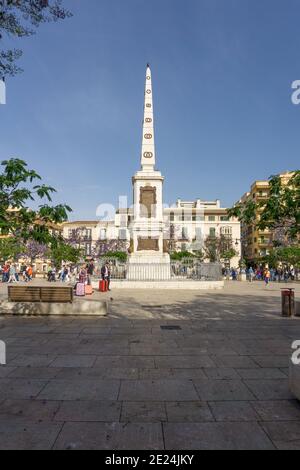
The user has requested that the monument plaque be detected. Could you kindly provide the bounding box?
[137,237,159,252]
[140,186,157,218]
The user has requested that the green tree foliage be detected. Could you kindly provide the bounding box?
[170,251,196,261]
[0,158,76,265]
[263,246,300,269]
[204,235,237,263]
[0,158,71,242]
[0,237,22,261]
[51,243,82,269]
[228,172,300,240]
[0,0,72,79]
[101,251,128,262]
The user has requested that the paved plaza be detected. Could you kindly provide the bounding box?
[0,281,300,450]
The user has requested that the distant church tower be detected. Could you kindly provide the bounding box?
[127,64,171,280]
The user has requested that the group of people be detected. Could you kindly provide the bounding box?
[223,268,240,281]
[247,267,297,283]
[47,265,72,283]
[0,263,33,283]
[47,260,112,291]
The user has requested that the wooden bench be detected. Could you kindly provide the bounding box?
[8,286,73,304]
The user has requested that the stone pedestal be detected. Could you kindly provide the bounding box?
[127,252,171,281]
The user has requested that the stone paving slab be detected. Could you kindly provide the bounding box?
[54,401,121,422]
[0,418,62,450]
[252,400,300,421]
[8,367,62,380]
[38,379,120,401]
[0,399,60,421]
[165,401,214,423]
[261,421,300,450]
[163,422,275,450]
[208,401,259,422]
[119,379,199,401]
[49,355,97,368]
[203,368,240,380]
[0,379,48,400]
[53,422,164,450]
[121,402,167,423]
[244,379,294,400]
[154,355,216,368]
[193,379,256,401]
[236,368,287,380]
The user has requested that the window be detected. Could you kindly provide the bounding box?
[209,228,216,237]
[195,227,202,240]
[182,227,189,240]
[85,229,92,240]
[220,226,232,236]
[220,216,229,221]
[119,229,127,240]
[170,212,175,222]
[85,244,91,256]
[100,229,107,240]
[208,216,216,222]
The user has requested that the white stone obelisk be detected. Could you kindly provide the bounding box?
[127,64,171,281]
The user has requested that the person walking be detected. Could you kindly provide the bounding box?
[8,264,18,283]
[26,265,33,282]
[101,262,111,291]
[2,263,10,283]
[264,268,271,287]
[248,267,254,282]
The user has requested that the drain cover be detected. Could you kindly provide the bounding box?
[160,325,182,331]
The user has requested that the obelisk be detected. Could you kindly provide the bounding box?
[127,64,171,281]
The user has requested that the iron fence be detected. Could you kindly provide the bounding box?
[94,258,222,282]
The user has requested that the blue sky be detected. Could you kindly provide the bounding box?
[0,0,299,220]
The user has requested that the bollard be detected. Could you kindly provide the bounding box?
[281,289,295,317]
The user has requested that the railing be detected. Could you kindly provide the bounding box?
[93,258,222,282]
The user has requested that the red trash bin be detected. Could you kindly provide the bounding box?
[281,289,295,317]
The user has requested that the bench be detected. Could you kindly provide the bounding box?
[8,286,74,304]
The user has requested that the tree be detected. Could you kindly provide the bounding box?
[0,0,72,79]
[0,237,22,261]
[0,158,71,242]
[19,240,49,263]
[51,242,82,269]
[263,246,300,269]
[0,158,73,265]
[222,248,238,267]
[228,171,300,241]
[170,251,196,261]
[204,235,238,264]
[92,239,129,258]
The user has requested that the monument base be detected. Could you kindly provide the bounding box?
[127,252,171,281]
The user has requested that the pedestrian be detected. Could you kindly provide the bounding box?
[101,262,111,291]
[26,265,33,282]
[248,267,254,282]
[8,264,18,283]
[264,268,271,286]
[79,265,87,284]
